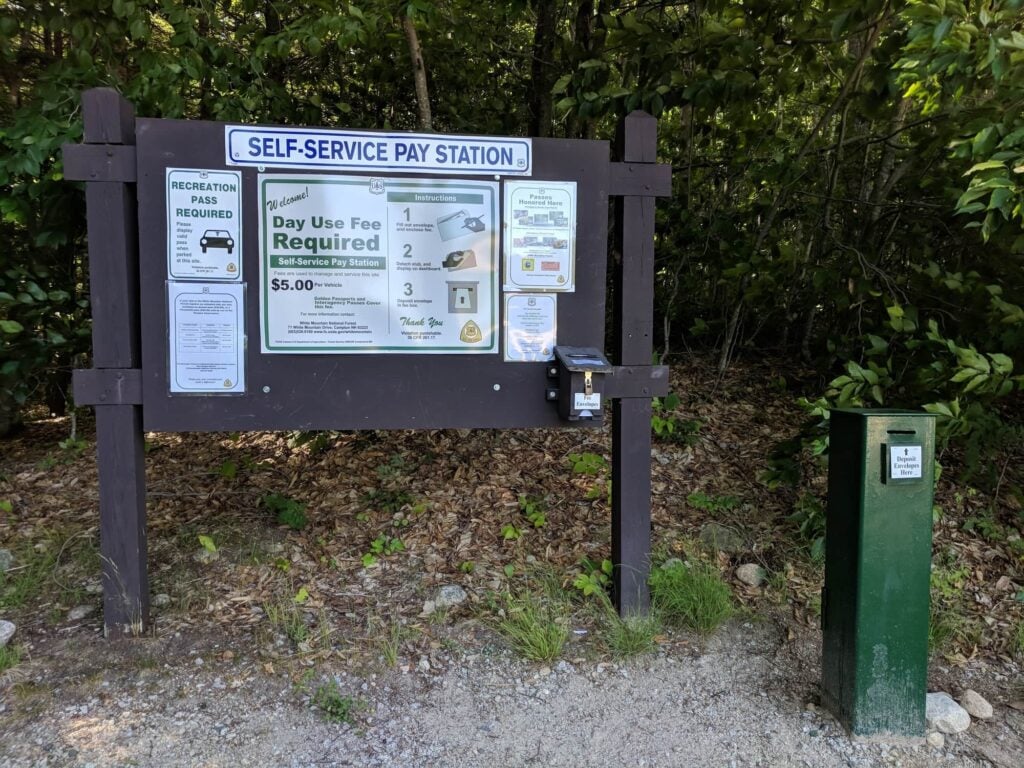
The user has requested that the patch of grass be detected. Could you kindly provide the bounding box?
[494,587,570,663]
[0,544,58,610]
[370,614,408,667]
[929,606,963,653]
[1013,620,1024,658]
[649,560,733,635]
[312,679,357,724]
[604,610,661,659]
[0,643,23,673]
[264,599,309,645]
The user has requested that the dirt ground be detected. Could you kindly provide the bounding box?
[1,360,1022,766]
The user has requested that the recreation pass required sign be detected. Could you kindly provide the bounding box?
[226,126,532,176]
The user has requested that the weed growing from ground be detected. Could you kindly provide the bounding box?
[649,560,733,635]
[262,493,308,531]
[518,494,547,528]
[361,534,404,567]
[264,599,309,645]
[494,588,570,662]
[0,644,22,673]
[0,543,58,610]
[605,610,661,659]
[686,491,740,514]
[1013,620,1024,658]
[572,557,613,597]
[312,680,357,724]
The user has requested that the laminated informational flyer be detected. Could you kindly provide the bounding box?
[504,293,556,362]
[168,281,245,393]
[166,168,242,281]
[258,174,498,354]
[503,180,576,292]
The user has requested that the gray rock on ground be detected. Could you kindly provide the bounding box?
[152,593,172,608]
[926,692,971,734]
[698,522,746,554]
[435,585,468,609]
[0,620,15,648]
[422,584,468,615]
[193,548,220,564]
[959,689,993,720]
[735,563,766,587]
[926,731,945,749]
[0,548,13,573]
[68,604,96,622]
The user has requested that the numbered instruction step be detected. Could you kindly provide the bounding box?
[258,175,498,353]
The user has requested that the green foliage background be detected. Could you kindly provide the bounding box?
[1,0,1021,479]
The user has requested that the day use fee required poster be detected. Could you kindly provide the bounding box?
[259,175,498,353]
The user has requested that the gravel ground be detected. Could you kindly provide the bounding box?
[1,618,1020,767]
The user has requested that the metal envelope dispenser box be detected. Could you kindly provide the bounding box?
[552,346,613,422]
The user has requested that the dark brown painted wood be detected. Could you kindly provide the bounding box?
[83,87,136,145]
[62,144,137,183]
[608,161,672,197]
[95,405,148,634]
[73,368,143,406]
[135,120,610,431]
[611,111,660,616]
[79,89,149,635]
[603,364,670,399]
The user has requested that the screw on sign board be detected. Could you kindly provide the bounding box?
[63,88,671,636]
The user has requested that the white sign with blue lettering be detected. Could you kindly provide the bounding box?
[226,126,531,176]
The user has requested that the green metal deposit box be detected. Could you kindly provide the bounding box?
[821,409,937,736]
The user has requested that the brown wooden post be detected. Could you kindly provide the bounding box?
[611,111,659,616]
[70,88,149,635]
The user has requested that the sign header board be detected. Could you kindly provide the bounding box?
[226,126,531,176]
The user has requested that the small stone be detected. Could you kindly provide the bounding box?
[926,692,971,734]
[435,585,468,609]
[84,581,103,595]
[193,548,220,564]
[538,666,551,677]
[152,593,171,608]
[0,620,15,648]
[0,548,14,573]
[698,522,746,554]
[68,604,96,621]
[661,557,684,570]
[417,656,431,673]
[736,563,767,587]
[959,690,993,720]
[926,732,945,749]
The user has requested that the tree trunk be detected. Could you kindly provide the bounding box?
[529,0,557,137]
[402,15,432,131]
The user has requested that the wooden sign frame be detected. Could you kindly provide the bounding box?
[64,88,670,635]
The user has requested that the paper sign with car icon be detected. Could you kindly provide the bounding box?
[200,229,234,254]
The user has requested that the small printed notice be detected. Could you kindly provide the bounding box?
[259,174,498,354]
[168,282,245,393]
[890,445,923,480]
[503,180,577,292]
[504,293,556,362]
[166,168,242,281]
[574,392,601,411]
